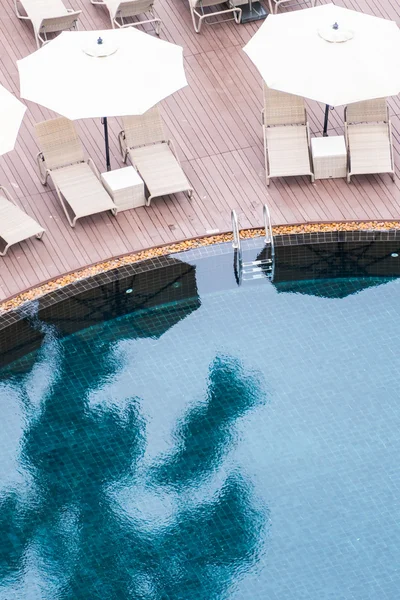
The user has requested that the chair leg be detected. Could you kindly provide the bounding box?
[263,127,270,186]
[150,9,161,35]
[37,155,49,185]
[0,243,10,256]
[233,7,241,23]
[14,0,29,19]
[191,8,202,33]
[55,186,76,227]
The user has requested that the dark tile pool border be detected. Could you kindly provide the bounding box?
[2,225,400,331]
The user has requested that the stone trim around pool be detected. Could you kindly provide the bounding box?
[2,221,400,326]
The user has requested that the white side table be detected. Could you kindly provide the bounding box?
[101,166,145,212]
[311,135,347,180]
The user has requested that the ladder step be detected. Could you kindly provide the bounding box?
[243,273,268,281]
[243,266,272,274]
[242,259,272,267]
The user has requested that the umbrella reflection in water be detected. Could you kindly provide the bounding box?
[0,260,269,598]
[256,240,400,298]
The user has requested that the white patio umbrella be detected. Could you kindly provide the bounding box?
[243,4,400,134]
[17,28,187,170]
[0,85,26,156]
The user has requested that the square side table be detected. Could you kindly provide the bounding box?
[311,135,347,180]
[101,166,145,212]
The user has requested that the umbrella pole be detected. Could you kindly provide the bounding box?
[323,104,330,137]
[102,117,111,171]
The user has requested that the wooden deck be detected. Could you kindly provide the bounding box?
[1,0,400,301]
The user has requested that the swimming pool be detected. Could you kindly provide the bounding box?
[1,235,400,599]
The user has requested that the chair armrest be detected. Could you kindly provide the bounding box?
[87,157,100,179]
[36,151,50,185]
[0,185,17,205]
[118,130,128,161]
[167,139,181,164]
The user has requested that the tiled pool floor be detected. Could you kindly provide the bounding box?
[1,249,400,599]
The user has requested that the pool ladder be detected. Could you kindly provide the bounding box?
[231,204,275,285]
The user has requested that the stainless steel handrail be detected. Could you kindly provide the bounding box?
[263,203,275,259]
[231,209,241,251]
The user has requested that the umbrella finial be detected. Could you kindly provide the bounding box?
[97,37,103,45]
[332,22,339,30]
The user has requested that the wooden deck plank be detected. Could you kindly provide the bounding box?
[1,0,400,302]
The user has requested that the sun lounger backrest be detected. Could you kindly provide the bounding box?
[35,117,85,170]
[115,0,154,17]
[122,105,166,148]
[263,83,306,126]
[39,11,81,35]
[190,0,224,7]
[345,98,388,124]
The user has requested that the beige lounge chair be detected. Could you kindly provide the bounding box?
[0,186,45,256]
[15,0,81,48]
[35,117,118,228]
[188,0,243,33]
[344,98,395,183]
[262,83,314,186]
[268,0,316,14]
[91,0,161,34]
[118,105,193,206]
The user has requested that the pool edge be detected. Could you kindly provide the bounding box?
[2,220,400,324]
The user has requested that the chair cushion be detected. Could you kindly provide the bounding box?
[0,195,44,247]
[51,162,116,218]
[347,123,393,176]
[18,0,69,33]
[129,143,191,199]
[265,125,312,178]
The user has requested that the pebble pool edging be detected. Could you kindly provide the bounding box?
[2,220,400,315]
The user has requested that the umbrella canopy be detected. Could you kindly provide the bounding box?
[0,85,26,156]
[18,28,187,119]
[243,3,400,107]
[17,28,187,169]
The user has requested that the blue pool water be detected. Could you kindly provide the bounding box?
[1,243,400,599]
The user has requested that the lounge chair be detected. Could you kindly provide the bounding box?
[0,186,45,256]
[14,0,81,48]
[344,98,395,183]
[35,117,118,228]
[262,83,314,186]
[118,105,193,205]
[90,0,161,34]
[188,0,242,34]
[268,0,316,14]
